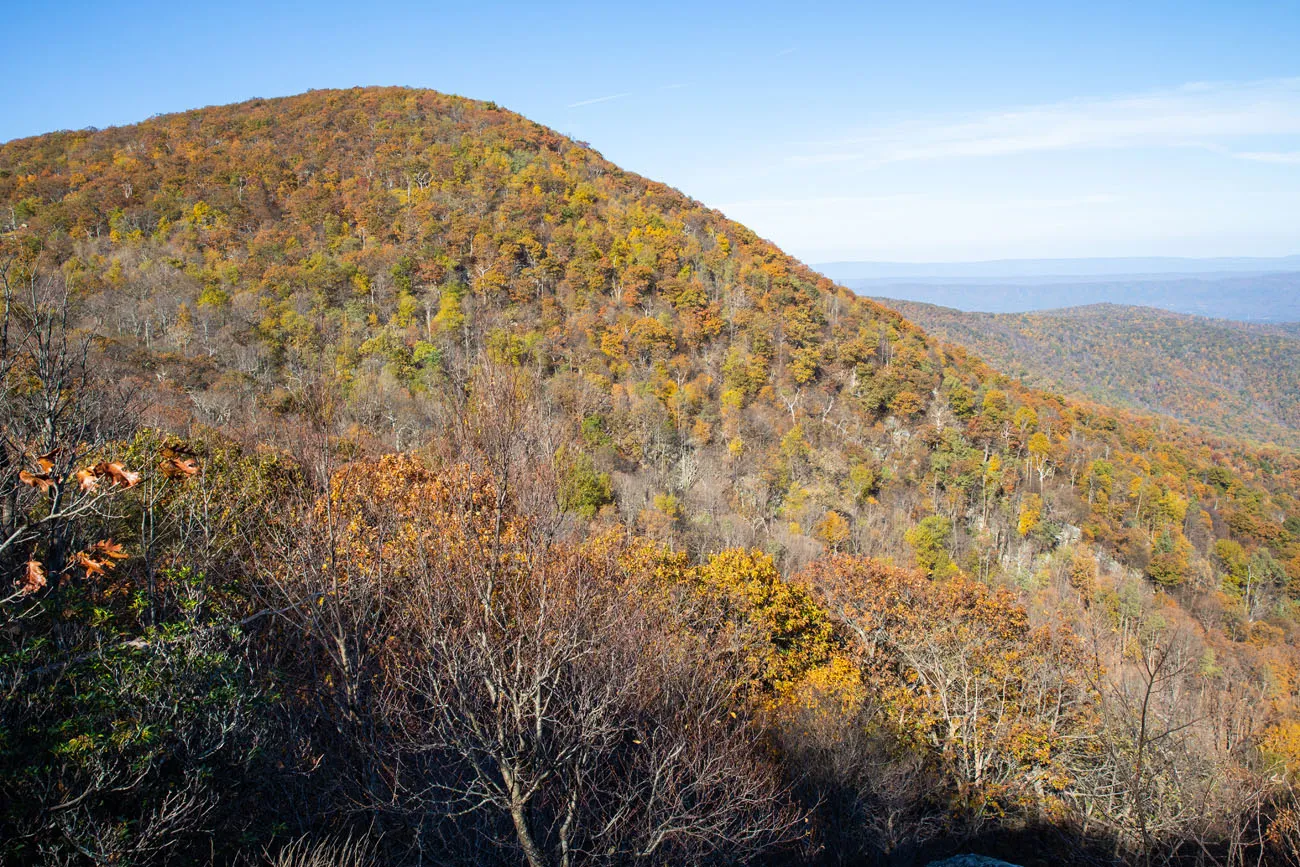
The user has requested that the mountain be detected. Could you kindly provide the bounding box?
[879,300,1300,450]
[832,271,1300,321]
[816,255,1300,282]
[2,88,1299,867]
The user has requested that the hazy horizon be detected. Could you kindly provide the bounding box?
[815,253,1300,281]
[837,267,1300,322]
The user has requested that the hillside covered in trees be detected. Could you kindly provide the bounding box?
[3,88,1300,867]
[883,300,1300,451]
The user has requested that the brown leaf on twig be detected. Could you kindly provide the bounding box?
[159,457,200,479]
[19,560,47,595]
[18,470,56,492]
[36,449,61,472]
[92,462,140,488]
[75,540,128,579]
[75,468,100,492]
[92,539,129,560]
[75,551,108,578]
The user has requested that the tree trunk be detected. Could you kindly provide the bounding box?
[510,799,548,867]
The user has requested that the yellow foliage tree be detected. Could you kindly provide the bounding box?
[815,510,851,551]
[1018,494,1043,536]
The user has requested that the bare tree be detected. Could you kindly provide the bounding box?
[0,261,143,597]
[261,452,806,866]
[385,523,805,866]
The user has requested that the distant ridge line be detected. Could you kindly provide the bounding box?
[816,255,1300,281]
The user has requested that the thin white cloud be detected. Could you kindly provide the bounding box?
[775,47,798,57]
[567,92,632,109]
[1236,150,1300,164]
[716,188,1296,262]
[718,192,1120,216]
[717,193,923,209]
[788,78,1300,166]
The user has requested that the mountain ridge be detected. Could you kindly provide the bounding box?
[816,254,1300,281]
[2,84,1295,603]
[881,297,1300,451]
[834,270,1300,321]
[3,87,1300,866]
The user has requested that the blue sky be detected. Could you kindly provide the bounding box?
[2,0,1298,262]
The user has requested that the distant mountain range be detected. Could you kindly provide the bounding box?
[881,299,1300,450]
[817,255,1300,281]
[817,257,1300,322]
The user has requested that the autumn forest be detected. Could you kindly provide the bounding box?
[2,88,1300,867]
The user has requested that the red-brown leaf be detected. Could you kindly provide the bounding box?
[160,457,200,479]
[18,470,56,493]
[93,462,140,488]
[75,551,108,578]
[92,539,129,560]
[19,560,47,595]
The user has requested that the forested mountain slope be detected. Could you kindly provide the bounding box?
[882,300,1300,450]
[3,88,1300,867]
